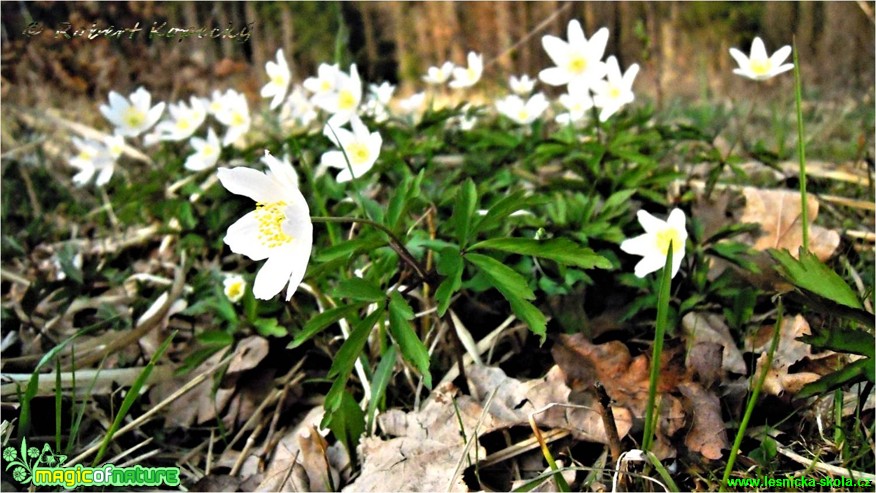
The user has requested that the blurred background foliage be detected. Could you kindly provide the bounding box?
[2,1,874,118]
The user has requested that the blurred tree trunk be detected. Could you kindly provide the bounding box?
[280,5,295,76]
[360,1,378,80]
[244,2,263,69]
[494,1,513,74]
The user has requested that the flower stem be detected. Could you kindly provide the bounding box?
[792,38,809,252]
[311,216,433,284]
[642,243,673,452]
[721,297,784,490]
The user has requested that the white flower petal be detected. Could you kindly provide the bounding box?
[253,250,298,300]
[636,210,664,234]
[217,167,280,203]
[634,253,666,278]
[224,211,273,261]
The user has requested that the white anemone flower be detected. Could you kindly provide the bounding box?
[261,48,292,110]
[555,91,594,125]
[729,36,793,81]
[620,208,688,278]
[423,61,455,85]
[217,151,312,300]
[213,90,251,146]
[591,56,639,122]
[364,82,395,123]
[223,274,247,303]
[320,115,382,183]
[280,85,319,129]
[312,64,362,127]
[303,63,342,96]
[185,127,222,171]
[100,87,165,138]
[69,137,115,187]
[398,92,426,115]
[156,96,207,141]
[539,21,609,90]
[449,52,484,89]
[207,90,230,117]
[509,74,536,96]
[496,93,549,125]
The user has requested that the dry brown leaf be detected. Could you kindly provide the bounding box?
[747,315,832,396]
[228,336,270,373]
[687,342,724,389]
[552,334,686,418]
[298,426,337,492]
[346,383,481,492]
[682,312,746,376]
[739,187,840,261]
[678,382,728,460]
[257,407,327,492]
[468,365,634,443]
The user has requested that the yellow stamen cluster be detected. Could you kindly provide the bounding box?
[750,59,772,76]
[338,90,357,111]
[230,111,246,127]
[568,55,588,74]
[655,228,684,255]
[346,142,370,165]
[255,201,292,248]
[123,107,146,129]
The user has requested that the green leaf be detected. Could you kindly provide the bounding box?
[316,237,387,262]
[388,292,432,388]
[474,190,547,234]
[465,253,535,301]
[196,330,234,347]
[386,169,424,231]
[334,278,386,302]
[451,179,478,247]
[469,237,612,270]
[253,318,288,337]
[323,309,383,412]
[800,326,875,359]
[94,331,176,465]
[289,303,366,349]
[366,345,397,434]
[796,358,875,400]
[466,253,545,342]
[769,248,863,310]
[435,247,464,317]
[327,390,365,466]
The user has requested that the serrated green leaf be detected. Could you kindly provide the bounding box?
[289,303,366,348]
[316,237,387,262]
[800,326,875,358]
[465,253,535,301]
[366,345,397,433]
[451,179,478,247]
[253,318,288,337]
[796,358,874,400]
[197,330,234,347]
[435,247,464,316]
[388,292,432,388]
[475,190,547,234]
[322,309,383,428]
[770,248,863,310]
[327,390,365,465]
[469,237,612,270]
[466,253,546,342]
[334,278,386,302]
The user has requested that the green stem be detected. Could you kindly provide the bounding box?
[792,39,809,252]
[311,216,432,284]
[721,298,784,490]
[642,243,674,452]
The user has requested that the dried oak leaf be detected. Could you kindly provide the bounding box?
[739,187,840,261]
[747,315,832,396]
[677,382,728,460]
[682,312,746,376]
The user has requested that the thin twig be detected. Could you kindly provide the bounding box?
[776,443,876,481]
